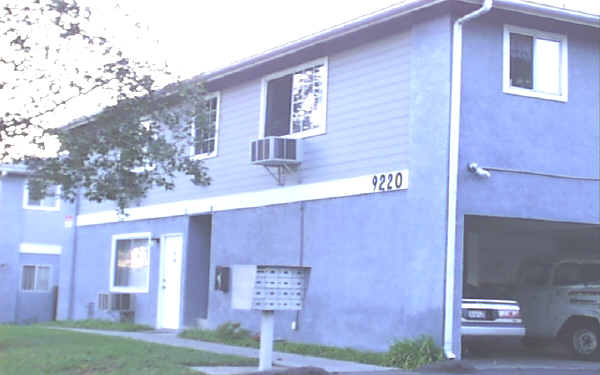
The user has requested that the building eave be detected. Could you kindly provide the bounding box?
[202,0,599,84]
[0,164,28,176]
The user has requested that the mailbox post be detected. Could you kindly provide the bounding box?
[230,265,311,370]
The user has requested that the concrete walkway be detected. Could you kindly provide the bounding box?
[53,328,404,374]
[49,328,600,374]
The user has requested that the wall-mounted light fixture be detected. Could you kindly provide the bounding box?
[468,162,491,178]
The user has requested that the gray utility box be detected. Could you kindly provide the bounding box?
[231,265,311,311]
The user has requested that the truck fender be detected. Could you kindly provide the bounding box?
[557,316,600,344]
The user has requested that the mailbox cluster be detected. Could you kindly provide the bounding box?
[253,266,309,310]
[228,264,311,371]
[230,265,311,311]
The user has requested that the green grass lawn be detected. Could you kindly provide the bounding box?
[44,319,153,332]
[0,325,256,375]
[179,323,443,370]
[180,328,387,366]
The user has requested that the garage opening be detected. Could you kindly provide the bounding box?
[462,215,600,360]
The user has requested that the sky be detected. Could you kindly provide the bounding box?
[7,0,599,154]
[85,0,600,80]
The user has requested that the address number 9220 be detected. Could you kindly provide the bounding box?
[371,171,407,192]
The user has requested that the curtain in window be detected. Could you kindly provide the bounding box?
[21,265,35,290]
[291,64,325,134]
[114,238,149,289]
[510,33,533,89]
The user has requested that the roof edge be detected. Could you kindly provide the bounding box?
[202,0,447,82]
[463,0,600,27]
[0,164,28,176]
[203,0,599,83]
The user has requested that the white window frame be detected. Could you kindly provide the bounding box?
[130,118,157,174]
[20,264,52,293]
[22,184,60,211]
[191,92,220,160]
[259,57,329,139]
[503,25,568,102]
[109,232,152,293]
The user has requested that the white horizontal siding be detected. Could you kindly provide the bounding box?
[79,28,412,215]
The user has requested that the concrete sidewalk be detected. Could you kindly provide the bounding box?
[50,328,600,374]
[53,328,406,374]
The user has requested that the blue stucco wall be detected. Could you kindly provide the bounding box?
[71,216,189,325]
[16,253,60,323]
[66,10,453,351]
[0,177,21,322]
[454,7,600,356]
[206,192,448,351]
[195,12,453,352]
[459,9,600,222]
[77,7,456,216]
[0,174,72,323]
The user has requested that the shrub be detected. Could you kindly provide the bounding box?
[215,322,252,341]
[180,324,444,370]
[384,335,443,370]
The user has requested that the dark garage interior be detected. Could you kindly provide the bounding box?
[462,215,600,359]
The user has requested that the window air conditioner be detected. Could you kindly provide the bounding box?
[98,293,135,311]
[250,137,303,166]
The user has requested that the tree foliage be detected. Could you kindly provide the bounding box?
[1,0,211,212]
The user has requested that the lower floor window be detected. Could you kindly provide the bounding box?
[21,265,51,291]
[111,234,151,292]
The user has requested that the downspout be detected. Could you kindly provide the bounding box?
[444,0,493,360]
[68,191,80,319]
[292,201,305,331]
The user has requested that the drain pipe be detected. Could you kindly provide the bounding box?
[444,0,493,360]
[68,190,80,319]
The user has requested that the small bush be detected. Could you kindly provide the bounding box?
[384,335,443,370]
[180,324,443,370]
[215,322,252,340]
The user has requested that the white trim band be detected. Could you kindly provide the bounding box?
[77,170,409,227]
[20,243,62,255]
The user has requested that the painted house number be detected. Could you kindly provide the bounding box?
[371,171,406,192]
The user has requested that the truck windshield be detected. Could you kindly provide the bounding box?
[554,263,600,286]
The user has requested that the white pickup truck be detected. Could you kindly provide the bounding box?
[514,259,600,359]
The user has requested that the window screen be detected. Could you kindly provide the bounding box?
[265,75,293,137]
[510,33,533,89]
[264,62,326,137]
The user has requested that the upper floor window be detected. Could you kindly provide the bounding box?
[191,94,219,160]
[503,25,568,102]
[260,58,328,139]
[131,119,157,173]
[23,184,60,211]
[110,233,151,293]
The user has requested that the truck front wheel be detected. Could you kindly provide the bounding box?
[568,325,600,360]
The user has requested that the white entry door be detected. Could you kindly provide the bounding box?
[157,234,183,329]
